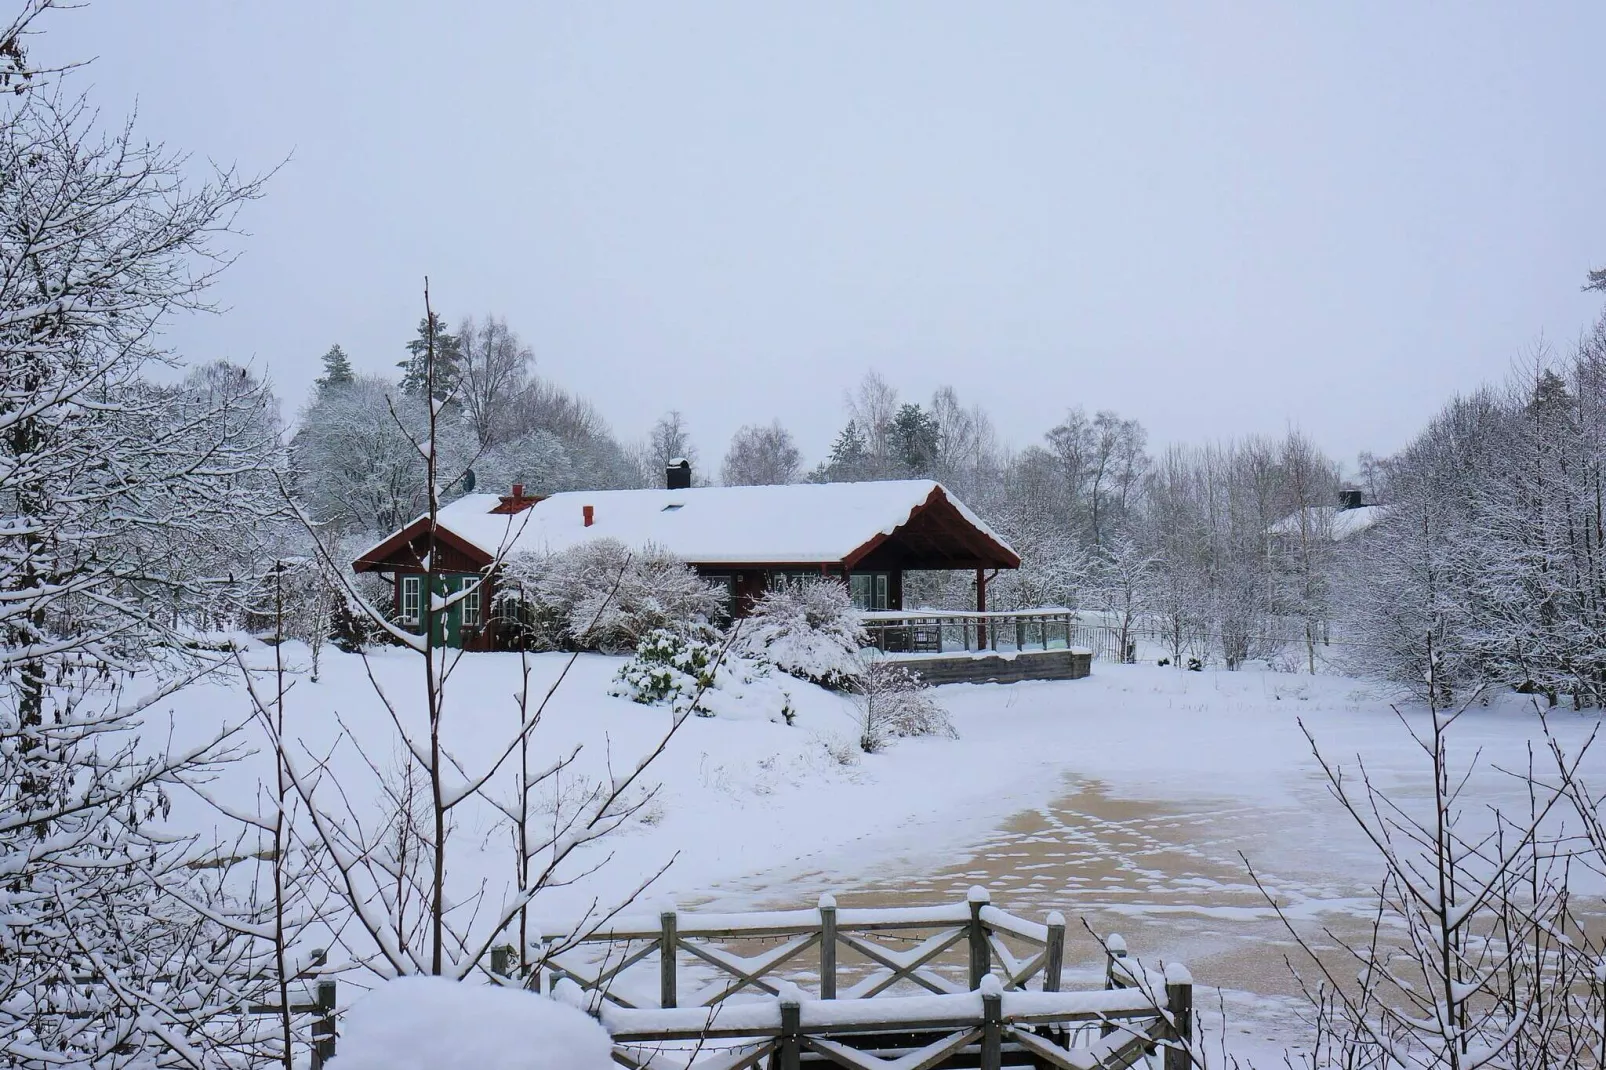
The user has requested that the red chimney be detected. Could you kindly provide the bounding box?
[490,483,543,515]
[583,505,594,527]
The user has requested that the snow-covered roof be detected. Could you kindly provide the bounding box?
[361,480,1017,568]
[1267,504,1385,541]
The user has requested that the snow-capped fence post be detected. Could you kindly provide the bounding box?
[311,973,338,1070]
[1163,963,1193,1070]
[659,910,678,1009]
[1101,934,1129,1038]
[1043,912,1065,992]
[778,990,802,1070]
[1103,934,1128,990]
[967,886,992,989]
[818,893,838,999]
[979,974,1004,1070]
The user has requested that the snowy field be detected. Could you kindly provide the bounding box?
[157,645,1606,1063]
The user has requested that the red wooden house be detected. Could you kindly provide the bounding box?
[352,469,1019,650]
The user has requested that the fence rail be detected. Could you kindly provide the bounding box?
[860,609,1081,656]
[858,608,1156,666]
[533,888,1193,1069]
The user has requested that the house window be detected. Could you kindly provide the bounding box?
[462,582,481,627]
[849,572,891,611]
[400,575,421,623]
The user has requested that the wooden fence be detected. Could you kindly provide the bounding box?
[536,888,1193,1069]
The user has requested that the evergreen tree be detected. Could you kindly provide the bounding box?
[398,312,463,400]
[890,403,940,477]
[316,342,355,389]
[813,420,871,482]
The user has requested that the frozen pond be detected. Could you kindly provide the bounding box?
[690,673,1606,1059]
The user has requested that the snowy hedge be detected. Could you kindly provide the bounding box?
[496,539,725,653]
[732,579,867,689]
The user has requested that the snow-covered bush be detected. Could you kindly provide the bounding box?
[611,626,723,712]
[612,627,795,723]
[497,539,725,653]
[734,579,867,689]
[850,659,956,753]
[335,976,614,1070]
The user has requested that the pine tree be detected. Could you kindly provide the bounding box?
[890,403,940,477]
[399,313,463,400]
[814,420,870,482]
[316,342,355,389]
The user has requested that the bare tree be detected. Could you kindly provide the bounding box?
[457,314,533,449]
[721,420,803,486]
[1251,658,1604,1069]
[274,285,731,987]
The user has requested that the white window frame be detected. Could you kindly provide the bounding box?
[400,575,421,624]
[462,581,481,627]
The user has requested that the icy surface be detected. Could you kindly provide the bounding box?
[333,976,613,1070]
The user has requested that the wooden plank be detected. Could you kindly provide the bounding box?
[804,1028,982,1070]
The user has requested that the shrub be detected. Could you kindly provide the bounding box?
[612,627,796,724]
[733,579,867,689]
[850,659,956,753]
[497,539,725,653]
[610,626,723,714]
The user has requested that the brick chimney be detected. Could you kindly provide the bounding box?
[583,504,594,527]
[490,483,543,515]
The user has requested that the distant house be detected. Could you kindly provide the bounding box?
[1267,489,1385,545]
[352,466,1019,650]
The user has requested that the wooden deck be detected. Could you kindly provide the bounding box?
[882,647,1093,686]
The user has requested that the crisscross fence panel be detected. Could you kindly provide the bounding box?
[535,887,1193,1069]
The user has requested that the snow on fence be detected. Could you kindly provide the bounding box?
[526,887,1193,1069]
[859,608,1149,665]
[860,608,1079,656]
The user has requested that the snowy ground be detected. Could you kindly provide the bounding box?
[155,645,1606,1064]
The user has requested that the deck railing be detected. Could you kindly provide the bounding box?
[859,608,1079,656]
[860,609,1157,664]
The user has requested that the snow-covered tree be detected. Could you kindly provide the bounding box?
[290,374,473,535]
[316,342,355,389]
[398,311,462,400]
[0,36,307,1066]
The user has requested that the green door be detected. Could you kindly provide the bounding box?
[428,575,467,649]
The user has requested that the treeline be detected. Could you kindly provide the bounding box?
[1349,311,1606,705]
[669,371,1349,674]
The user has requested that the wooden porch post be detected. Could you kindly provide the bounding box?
[975,568,988,650]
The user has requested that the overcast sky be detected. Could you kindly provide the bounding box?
[54,2,1606,473]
